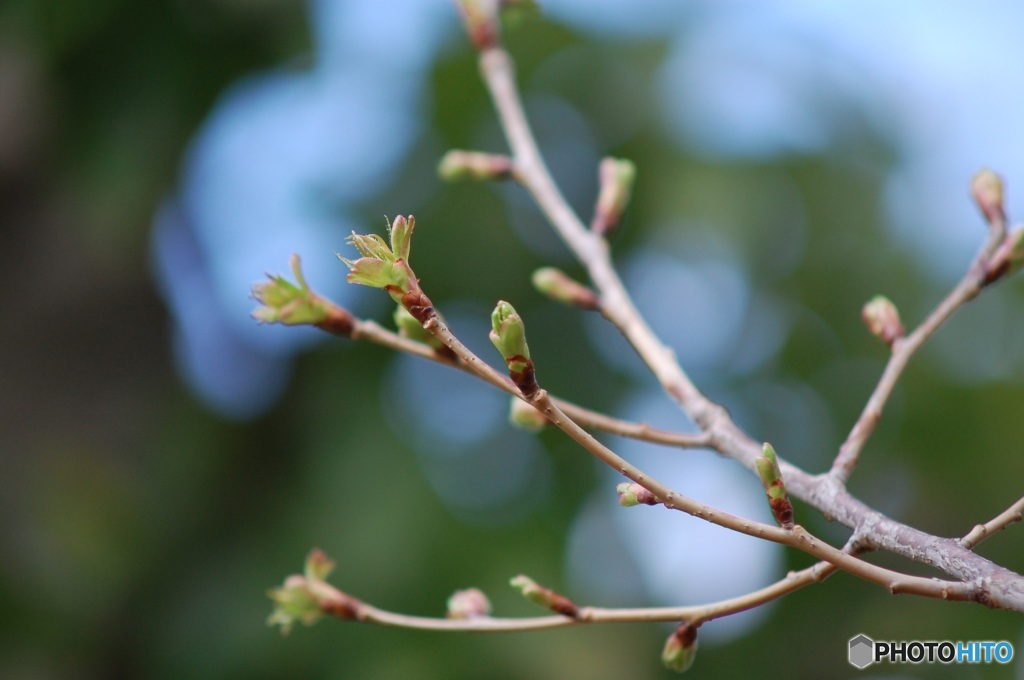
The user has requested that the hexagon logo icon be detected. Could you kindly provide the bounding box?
[849,634,875,669]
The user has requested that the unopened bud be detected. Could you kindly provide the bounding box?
[971,168,1006,226]
[591,157,636,237]
[304,548,335,582]
[756,443,794,530]
[456,0,501,50]
[616,482,657,507]
[531,267,600,310]
[489,301,537,396]
[446,588,492,619]
[861,295,904,347]
[490,301,530,364]
[509,397,547,432]
[509,575,579,618]
[438,150,515,182]
[662,622,698,673]
[388,215,415,262]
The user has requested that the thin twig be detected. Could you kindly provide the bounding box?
[472,33,1024,611]
[328,559,840,633]
[479,46,709,422]
[555,400,713,449]
[330,292,982,602]
[830,227,1007,482]
[419,305,978,605]
[961,496,1024,550]
[324,303,712,448]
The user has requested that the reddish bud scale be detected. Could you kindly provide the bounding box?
[511,575,580,618]
[320,593,361,620]
[508,356,539,398]
[401,290,436,325]
[983,262,1009,287]
[548,593,581,619]
[769,494,795,530]
[757,444,795,530]
[662,622,699,673]
[672,622,697,649]
[316,306,356,337]
[457,1,501,50]
[983,229,1024,286]
[636,489,657,505]
[617,482,658,506]
[469,21,499,50]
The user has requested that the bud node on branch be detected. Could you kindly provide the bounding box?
[257,4,1024,672]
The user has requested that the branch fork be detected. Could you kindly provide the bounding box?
[255,4,1024,673]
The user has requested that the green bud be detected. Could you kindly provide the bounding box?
[756,443,794,529]
[446,588,492,619]
[509,397,547,432]
[304,548,335,582]
[592,157,636,237]
[509,574,546,606]
[616,482,657,507]
[267,574,323,634]
[267,549,347,634]
[342,220,423,304]
[509,575,579,618]
[755,457,781,497]
[489,300,531,367]
[456,0,500,49]
[438,150,515,182]
[252,254,331,326]
[971,167,1005,225]
[531,267,600,310]
[252,275,302,311]
[662,623,698,673]
[490,301,538,396]
[388,215,415,263]
[861,295,904,347]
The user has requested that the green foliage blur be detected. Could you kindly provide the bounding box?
[1,2,1022,678]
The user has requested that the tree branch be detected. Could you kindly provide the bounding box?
[328,559,840,633]
[414,301,983,606]
[471,32,1024,612]
[316,299,711,448]
[830,226,1007,482]
[961,496,1024,550]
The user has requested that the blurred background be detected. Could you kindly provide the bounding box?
[2,0,1024,677]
